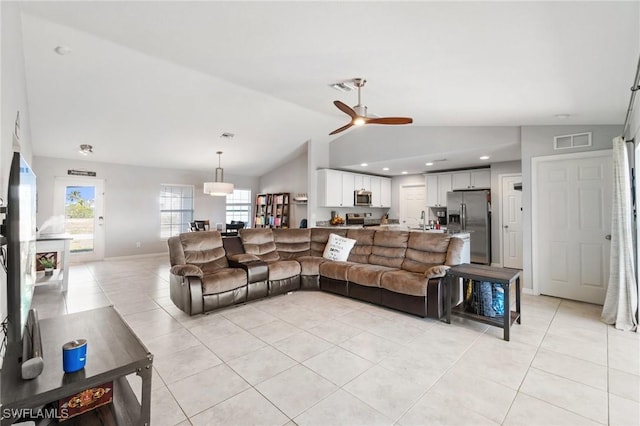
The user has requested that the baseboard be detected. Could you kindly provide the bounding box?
[491,262,502,268]
[522,288,535,295]
[104,252,167,261]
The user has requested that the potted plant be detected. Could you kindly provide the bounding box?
[39,258,55,276]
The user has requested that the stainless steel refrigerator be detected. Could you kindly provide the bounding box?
[446,190,491,264]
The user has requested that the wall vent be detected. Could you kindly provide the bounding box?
[554,132,592,150]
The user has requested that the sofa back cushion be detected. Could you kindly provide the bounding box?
[369,230,409,268]
[274,228,311,259]
[346,229,376,263]
[310,228,348,257]
[173,231,229,273]
[239,228,280,262]
[402,232,451,273]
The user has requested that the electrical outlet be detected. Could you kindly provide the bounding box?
[136,242,141,248]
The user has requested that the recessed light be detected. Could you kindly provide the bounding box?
[480,156,490,160]
[401,171,408,175]
[382,167,389,171]
[54,46,72,55]
[554,114,570,119]
[360,163,368,167]
[425,162,434,166]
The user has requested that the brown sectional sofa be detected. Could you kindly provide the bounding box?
[168,227,465,319]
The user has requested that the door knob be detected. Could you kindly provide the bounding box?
[605,235,611,240]
[503,225,509,229]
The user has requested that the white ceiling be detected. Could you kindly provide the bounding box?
[16,1,639,176]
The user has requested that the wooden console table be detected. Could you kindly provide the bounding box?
[444,264,521,341]
[1,306,153,425]
[36,233,73,292]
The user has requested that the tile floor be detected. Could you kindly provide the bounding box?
[31,255,640,426]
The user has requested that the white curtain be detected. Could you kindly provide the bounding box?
[601,136,638,331]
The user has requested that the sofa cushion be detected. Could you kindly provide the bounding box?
[274,228,311,259]
[323,233,357,261]
[346,229,375,263]
[178,231,229,273]
[201,268,247,295]
[402,232,451,273]
[310,228,348,257]
[319,260,355,281]
[296,256,326,276]
[380,269,430,297]
[347,263,396,288]
[369,230,409,268]
[239,228,280,262]
[267,260,302,281]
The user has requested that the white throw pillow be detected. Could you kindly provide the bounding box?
[322,233,356,262]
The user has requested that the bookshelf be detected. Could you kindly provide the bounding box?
[254,192,290,228]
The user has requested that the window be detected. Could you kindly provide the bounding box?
[160,185,194,238]
[226,189,251,226]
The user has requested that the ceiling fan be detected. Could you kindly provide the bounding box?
[329,78,413,135]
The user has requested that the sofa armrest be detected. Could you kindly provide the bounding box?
[424,265,450,279]
[170,264,203,278]
[228,258,269,284]
[169,274,204,315]
[228,253,261,263]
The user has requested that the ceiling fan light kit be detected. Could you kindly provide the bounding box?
[329,78,413,135]
[204,151,234,196]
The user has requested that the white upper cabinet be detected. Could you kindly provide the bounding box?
[318,169,390,208]
[370,176,391,207]
[426,173,452,207]
[451,169,491,190]
[353,174,371,191]
[341,173,355,206]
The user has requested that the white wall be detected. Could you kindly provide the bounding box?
[259,150,308,228]
[32,156,259,257]
[521,125,622,291]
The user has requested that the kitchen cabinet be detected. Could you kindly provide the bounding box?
[354,174,371,191]
[317,169,356,207]
[318,169,389,208]
[426,173,451,207]
[452,169,491,190]
[341,173,355,206]
[370,176,391,208]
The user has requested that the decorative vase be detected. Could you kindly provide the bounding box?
[45,267,54,276]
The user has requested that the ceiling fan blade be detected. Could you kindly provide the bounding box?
[366,117,413,125]
[329,122,354,135]
[334,100,357,118]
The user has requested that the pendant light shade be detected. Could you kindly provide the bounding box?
[204,151,234,196]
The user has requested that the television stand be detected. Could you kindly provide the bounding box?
[1,306,153,425]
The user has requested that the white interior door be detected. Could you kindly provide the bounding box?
[533,150,612,304]
[399,184,426,228]
[53,177,105,262]
[501,174,523,269]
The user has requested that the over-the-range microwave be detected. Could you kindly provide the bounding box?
[354,189,372,206]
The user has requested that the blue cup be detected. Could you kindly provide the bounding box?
[62,339,87,373]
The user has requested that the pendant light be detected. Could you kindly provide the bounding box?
[204,151,234,196]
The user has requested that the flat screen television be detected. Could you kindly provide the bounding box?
[5,152,37,343]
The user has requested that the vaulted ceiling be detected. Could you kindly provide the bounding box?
[16,1,639,176]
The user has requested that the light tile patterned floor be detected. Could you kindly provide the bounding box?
[31,255,640,426]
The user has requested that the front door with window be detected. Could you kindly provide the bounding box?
[53,177,105,262]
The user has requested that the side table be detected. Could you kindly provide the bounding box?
[1,306,153,425]
[444,264,521,341]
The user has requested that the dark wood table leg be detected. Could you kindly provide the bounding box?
[515,276,521,324]
[444,273,452,324]
[503,281,510,341]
